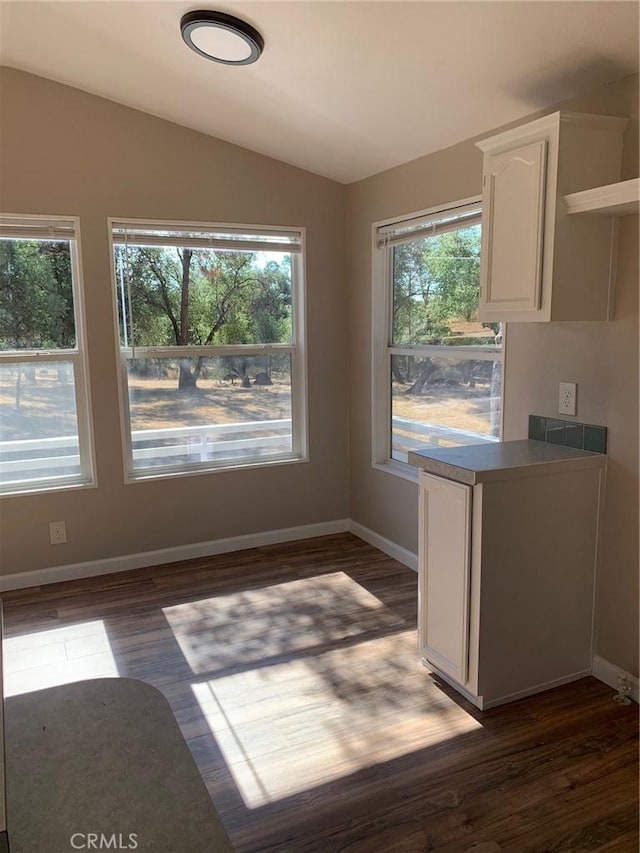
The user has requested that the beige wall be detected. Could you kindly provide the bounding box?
[347,74,639,676]
[0,67,349,575]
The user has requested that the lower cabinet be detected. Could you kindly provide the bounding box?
[418,466,603,709]
[418,475,472,686]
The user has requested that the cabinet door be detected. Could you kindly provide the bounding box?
[418,474,472,685]
[480,140,547,317]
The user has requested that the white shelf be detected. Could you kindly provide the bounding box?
[564,178,639,216]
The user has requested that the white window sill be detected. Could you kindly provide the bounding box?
[372,459,419,484]
[0,479,97,499]
[125,453,308,485]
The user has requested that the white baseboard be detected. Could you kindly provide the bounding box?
[592,655,639,704]
[0,519,350,592]
[348,520,418,571]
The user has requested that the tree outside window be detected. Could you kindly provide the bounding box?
[373,202,503,469]
[111,221,306,479]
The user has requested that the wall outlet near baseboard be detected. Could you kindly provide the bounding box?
[49,521,67,545]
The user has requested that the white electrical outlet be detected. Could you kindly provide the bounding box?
[49,521,67,545]
[559,382,577,416]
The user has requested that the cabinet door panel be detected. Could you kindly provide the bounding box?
[419,474,471,685]
[481,140,547,315]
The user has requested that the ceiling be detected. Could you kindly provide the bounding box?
[0,1,638,184]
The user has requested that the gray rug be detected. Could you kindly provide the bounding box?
[5,678,234,853]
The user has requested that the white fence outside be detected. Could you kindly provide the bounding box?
[0,416,497,482]
[391,416,498,463]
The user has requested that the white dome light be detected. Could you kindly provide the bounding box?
[180,11,264,66]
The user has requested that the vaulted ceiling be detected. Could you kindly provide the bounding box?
[0,1,638,183]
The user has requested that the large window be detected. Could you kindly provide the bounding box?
[372,199,503,474]
[110,219,307,480]
[0,215,94,494]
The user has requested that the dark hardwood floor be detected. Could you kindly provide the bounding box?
[2,533,638,852]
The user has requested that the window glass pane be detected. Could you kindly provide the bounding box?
[392,224,483,346]
[0,239,75,350]
[115,245,292,347]
[390,353,501,463]
[127,355,292,471]
[0,362,81,487]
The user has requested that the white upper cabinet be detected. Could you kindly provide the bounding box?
[482,140,547,314]
[476,111,628,322]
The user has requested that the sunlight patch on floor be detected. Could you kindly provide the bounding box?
[190,630,482,808]
[3,620,118,696]
[163,572,405,675]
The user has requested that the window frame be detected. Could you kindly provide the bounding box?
[107,217,308,483]
[0,213,96,496]
[371,196,504,482]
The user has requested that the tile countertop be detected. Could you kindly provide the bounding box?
[408,439,606,486]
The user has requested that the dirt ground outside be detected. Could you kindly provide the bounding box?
[1,369,498,442]
[0,369,293,441]
[392,382,498,436]
[127,375,292,431]
[0,366,79,441]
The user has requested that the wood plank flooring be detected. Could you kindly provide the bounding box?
[2,533,638,852]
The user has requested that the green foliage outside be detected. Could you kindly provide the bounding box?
[391,225,500,400]
[115,246,292,390]
[392,225,483,346]
[0,237,293,400]
[0,240,75,350]
[116,247,291,346]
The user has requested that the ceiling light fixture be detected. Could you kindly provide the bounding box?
[180,10,264,65]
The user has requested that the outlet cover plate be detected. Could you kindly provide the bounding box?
[559,382,577,416]
[49,521,67,544]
